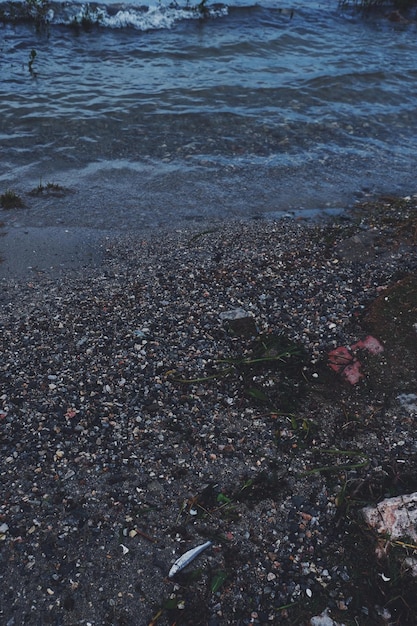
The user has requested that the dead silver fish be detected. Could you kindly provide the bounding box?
[168,540,212,578]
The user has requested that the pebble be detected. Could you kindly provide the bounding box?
[1,207,417,624]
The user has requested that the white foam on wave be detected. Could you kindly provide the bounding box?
[100,0,296,8]
[101,5,214,30]
[45,2,228,30]
[0,0,318,12]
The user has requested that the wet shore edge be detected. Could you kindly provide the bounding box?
[0,198,385,281]
[0,225,114,280]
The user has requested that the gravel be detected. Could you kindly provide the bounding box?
[1,197,417,625]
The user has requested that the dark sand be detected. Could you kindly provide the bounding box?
[1,196,417,625]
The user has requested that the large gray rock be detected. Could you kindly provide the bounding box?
[219,308,257,337]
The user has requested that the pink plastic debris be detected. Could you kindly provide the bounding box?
[341,360,363,385]
[351,335,384,354]
[328,346,353,373]
[328,334,383,385]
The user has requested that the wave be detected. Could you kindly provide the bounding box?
[0,0,306,30]
[0,1,232,30]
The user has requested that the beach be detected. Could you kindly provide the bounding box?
[1,196,417,625]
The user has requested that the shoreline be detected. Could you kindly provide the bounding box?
[0,187,413,281]
[0,204,348,281]
[1,197,417,625]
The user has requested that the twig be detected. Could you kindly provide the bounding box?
[134,528,156,543]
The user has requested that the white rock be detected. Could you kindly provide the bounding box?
[362,492,417,542]
[404,557,417,576]
[397,393,417,414]
[219,308,251,320]
[310,608,345,626]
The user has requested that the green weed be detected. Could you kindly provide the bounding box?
[0,189,24,209]
[29,179,65,196]
[28,49,37,76]
[210,570,227,593]
[302,448,370,476]
[173,334,303,385]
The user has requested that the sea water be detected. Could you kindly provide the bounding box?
[1,0,417,231]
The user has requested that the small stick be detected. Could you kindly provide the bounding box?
[135,528,156,543]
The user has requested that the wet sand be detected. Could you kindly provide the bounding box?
[0,225,114,279]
